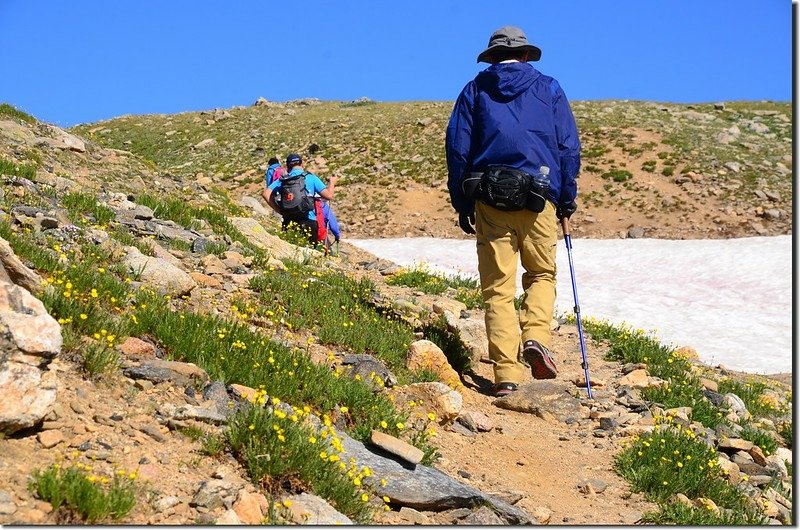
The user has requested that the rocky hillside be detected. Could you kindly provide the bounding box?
[68,98,793,240]
[0,103,793,525]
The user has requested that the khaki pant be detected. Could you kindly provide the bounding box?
[475,201,558,384]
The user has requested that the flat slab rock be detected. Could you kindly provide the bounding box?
[337,432,532,524]
[123,359,209,387]
[493,380,583,422]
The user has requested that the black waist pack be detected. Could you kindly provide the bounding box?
[463,166,548,213]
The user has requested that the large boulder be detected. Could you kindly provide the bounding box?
[0,280,62,434]
[406,340,461,388]
[228,217,320,261]
[123,246,195,297]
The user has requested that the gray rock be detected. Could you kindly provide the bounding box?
[458,506,504,525]
[123,246,196,297]
[154,495,182,512]
[627,226,645,239]
[599,416,618,431]
[123,359,209,387]
[449,421,476,437]
[337,432,531,523]
[0,490,17,515]
[493,380,583,423]
[284,492,353,525]
[191,479,242,510]
[164,403,227,425]
[341,354,397,388]
[193,138,216,149]
[370,430,424,465]
[191,237,212,254]
[133,423,168,442]
[202,380,232,417]
[133,204,154,220]
[577,478,608,494]
[239,196,271,217]
[724,161,741,173]
[723,393,749,417]
[228,217,321,262]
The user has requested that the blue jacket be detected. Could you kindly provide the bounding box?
[446,62,581,214]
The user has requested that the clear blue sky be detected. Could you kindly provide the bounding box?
[0,1,792,127]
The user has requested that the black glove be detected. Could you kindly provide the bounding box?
[556,200,577,220]
[458,209,476,235]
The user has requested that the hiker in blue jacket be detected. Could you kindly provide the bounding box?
[263,153,338,244]
[446,26,581,397]
[264,157,286,185]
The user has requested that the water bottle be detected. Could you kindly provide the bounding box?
[527,165,550,212]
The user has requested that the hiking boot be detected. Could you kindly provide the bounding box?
[522,340,558,379]
[490,382,518,397]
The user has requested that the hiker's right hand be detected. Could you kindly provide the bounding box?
[459,210,476,235]
[328,175,339,185]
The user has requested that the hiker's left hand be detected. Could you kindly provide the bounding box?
[557,200,577,220]
[459,210,476,235]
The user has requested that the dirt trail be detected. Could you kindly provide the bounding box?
[429,326,656,524]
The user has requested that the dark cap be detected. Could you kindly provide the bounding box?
[286,153,302,167]
[477,26,541,63]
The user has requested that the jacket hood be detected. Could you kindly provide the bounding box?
[475,62,539,101]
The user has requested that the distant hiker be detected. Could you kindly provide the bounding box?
[445,26,581,397]
[265,157,286,185]
[263,153,338,245]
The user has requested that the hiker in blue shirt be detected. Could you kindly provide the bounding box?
[263,153,338,244]
[264,157,286,185]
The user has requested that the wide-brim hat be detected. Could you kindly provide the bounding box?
[477,26,541,63]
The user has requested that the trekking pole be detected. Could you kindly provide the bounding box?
[561,217,593,399]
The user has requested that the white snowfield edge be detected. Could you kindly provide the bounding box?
[349,235,792,375]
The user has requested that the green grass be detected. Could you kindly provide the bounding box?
[0,102,36,123]
[62,192,116,226]
[583,318,723,428]
[227,405,376,523]
[717,378,790,419]
[0,157,37,180]
[29,463,137,523]
[249,264,420,382]
[778,421,792,446]
[128,288,412,443]
[136,193,200,228]
[600,169,632,182]
[738,423,778,456]
[615,426,765,525]
[108,225,156,256]
[80,341,121,379]
[387,266,483,310]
